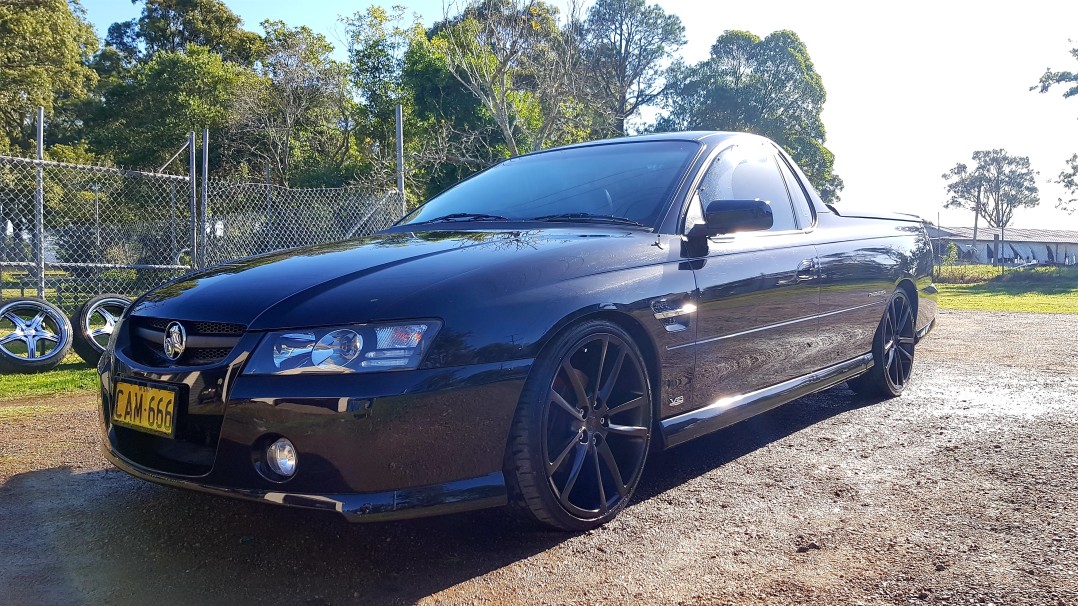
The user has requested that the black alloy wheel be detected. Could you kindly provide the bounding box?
[0,297,73,373]
[848,288,916,398]
[507,320,652,531]
[71,294,131,365]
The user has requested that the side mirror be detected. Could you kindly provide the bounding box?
[699,199,774,236]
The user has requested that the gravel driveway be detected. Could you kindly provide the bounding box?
[1,308,1076,605]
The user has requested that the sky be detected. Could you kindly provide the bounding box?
[80,0,1078,230]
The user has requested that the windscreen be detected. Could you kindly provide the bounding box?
[399,140,700,228]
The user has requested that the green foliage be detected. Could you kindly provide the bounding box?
[105,0,260,66]
[228,20,356,186]
[0,0,98,153]
[942,150,1039,228]
[432,0,594,156]
[942,242,959,266]
[583,0,684,135]
[1032,45,1078,100]
[657,30,842,201]
[88,44,254,170]
[1053,153,1077,214]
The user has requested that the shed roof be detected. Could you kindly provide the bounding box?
[928,225,1078,244]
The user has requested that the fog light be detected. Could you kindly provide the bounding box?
[266,438,297,477]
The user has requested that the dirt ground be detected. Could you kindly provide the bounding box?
[1,308,1076,606]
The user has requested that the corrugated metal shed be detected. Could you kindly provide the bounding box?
[927,225,1078,244]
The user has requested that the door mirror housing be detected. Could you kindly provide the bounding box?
[698,199,774,236]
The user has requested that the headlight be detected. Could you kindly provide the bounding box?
[243,320,441,375]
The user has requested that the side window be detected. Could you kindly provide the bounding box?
[776,156,814,229]
[696,144,798,232]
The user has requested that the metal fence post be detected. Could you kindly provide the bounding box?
[264,163,273,253]
[201,128,209,268]
[34,107,45,298]
[188,131,197,268]
[395,104,405,215]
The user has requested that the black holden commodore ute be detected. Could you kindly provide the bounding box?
[99,131,936,531]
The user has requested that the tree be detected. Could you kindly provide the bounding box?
[0,0,98,152]
[105,0,260,66]
[1032,45,1078,100]
[433,0,590,156]
[943,150,1039,229]
[657,30,843,202]
[229,21,355,186]
[1053,154,1077,214]
[1032,46,1078,215]
[582,0,684,135]
[87,45,253,170]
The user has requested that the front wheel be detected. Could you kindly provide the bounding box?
[506,320,653,531]
[848,288,916,398]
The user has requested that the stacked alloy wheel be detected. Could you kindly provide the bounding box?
[0,294,131,373]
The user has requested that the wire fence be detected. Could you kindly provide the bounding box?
[0,154,402,312]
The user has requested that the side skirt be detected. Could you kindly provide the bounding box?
[659,353,874,449]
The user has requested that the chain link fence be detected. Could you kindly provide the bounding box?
[0,154,402,312]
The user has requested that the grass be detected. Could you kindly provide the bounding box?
[0,354,98,402]
[937,265,1078,313]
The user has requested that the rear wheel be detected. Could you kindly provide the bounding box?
[71,294,130,365]
[848,288,916,398]
[506,320,652,531]
[0,297,73,373]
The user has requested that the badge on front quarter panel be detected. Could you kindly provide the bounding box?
[163,322,187,360]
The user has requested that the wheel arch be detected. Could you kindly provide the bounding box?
[895,276,918,319]
[533,308,663,420]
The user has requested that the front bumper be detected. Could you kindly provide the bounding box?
[102,444,507,522]
[100,332,533,521]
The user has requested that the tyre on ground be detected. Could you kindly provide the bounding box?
[70,294,131,365]
[847,288,917,399]
[0,297,74,373]
[505,319,653,531]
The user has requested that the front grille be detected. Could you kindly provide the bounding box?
[143,318,245,336]
[126,316,246,367]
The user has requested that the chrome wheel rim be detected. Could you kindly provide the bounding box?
[83,297,129,352]
[543,333,650,518]
[0,300,69,362]
[883,293,916,391]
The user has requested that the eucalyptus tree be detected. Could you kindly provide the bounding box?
[582,0,685,135]
[1053,154,1077,214]
[658,30,842,201]
[433,0,590,155]
[1032,46,1078,214]
[230,21,354,186]
[942,150,1040,229]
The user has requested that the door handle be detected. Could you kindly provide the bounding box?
[794,258,816,282]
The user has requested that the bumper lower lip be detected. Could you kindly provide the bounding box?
[102,443,508,522]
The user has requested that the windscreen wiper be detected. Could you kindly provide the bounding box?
[529,213,648,228]
[412,212,510,224]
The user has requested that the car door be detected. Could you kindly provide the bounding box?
[685,142,821,406]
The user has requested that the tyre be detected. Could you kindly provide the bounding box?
[71,294,131,365]
[847,288,916,398]
[506,320,653,531]
[0,297,73,373]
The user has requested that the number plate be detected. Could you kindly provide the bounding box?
[112,379,178,438]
